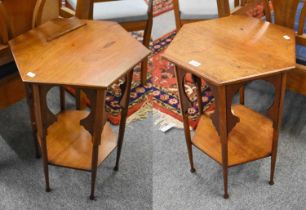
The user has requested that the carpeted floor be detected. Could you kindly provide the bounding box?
[0,89,153,210]
[1,8,306,210]
[153,81,306,210]
[0,82,305,210]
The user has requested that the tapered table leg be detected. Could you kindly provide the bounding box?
[175,67,195,173]
[89,89,107,200]
[114,70,134,171]
[239,86,245,105]
[25,84,41,158]
[60,86,66,111]
[269,73,287,185]
[32,84,50,192]
[214,85,229,199]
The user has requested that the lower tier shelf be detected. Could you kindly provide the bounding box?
[41,110,117,171]
[192,104,273,167]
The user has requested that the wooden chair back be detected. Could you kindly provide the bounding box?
[0,0,48,108]
[0,0,46,38]
[263,0,306,46]
[263,0,306,95]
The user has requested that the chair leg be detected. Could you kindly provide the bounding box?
[141,17,153,85]
[141,58,148,86]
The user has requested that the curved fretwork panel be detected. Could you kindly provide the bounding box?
[80,88,107,137]
[38,85,57,129]
[206,82,241,136]
[174,66,194,114]
[263,74,284,129]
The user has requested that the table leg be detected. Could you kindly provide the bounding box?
[32,84,51,192]
[175,67,195,173]
[214,85,229,199]
[267,73,287,185]
[114,70,134,171]
[239,86,245,105]
[75,88,81,110]
[89,89,107,200]
[25,83,41,158]
[60,86,65,111]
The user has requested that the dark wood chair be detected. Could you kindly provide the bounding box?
[60,0,153,85]
[0,0,59,157]
[173,0,248,30]
[263,0,306,96]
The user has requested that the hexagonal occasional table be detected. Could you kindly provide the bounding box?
[9,17,150,200]
[163,15,296,199]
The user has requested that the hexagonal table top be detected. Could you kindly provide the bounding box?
[163,15,296,86]
[9,18,150,88]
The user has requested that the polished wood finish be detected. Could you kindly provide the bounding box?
[61,0,153,85]
[164,15,295,199]
[43,111,117,171]
[262,0,306,95]
[9,19,150,88]
[10,18,149,199]
[165,16,296,86]
[193,104,273,167]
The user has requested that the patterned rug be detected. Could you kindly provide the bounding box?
[67,1,268,128]
[151,0,173,17]
[101,29,216,129]
[150,31,214,128]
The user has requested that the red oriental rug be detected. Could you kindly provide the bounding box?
[151,0,173,17]
[150,30,215,128]
[99,30,215,129]
[67,1,268,129]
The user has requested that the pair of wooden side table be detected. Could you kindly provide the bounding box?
[10,15,295,200]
